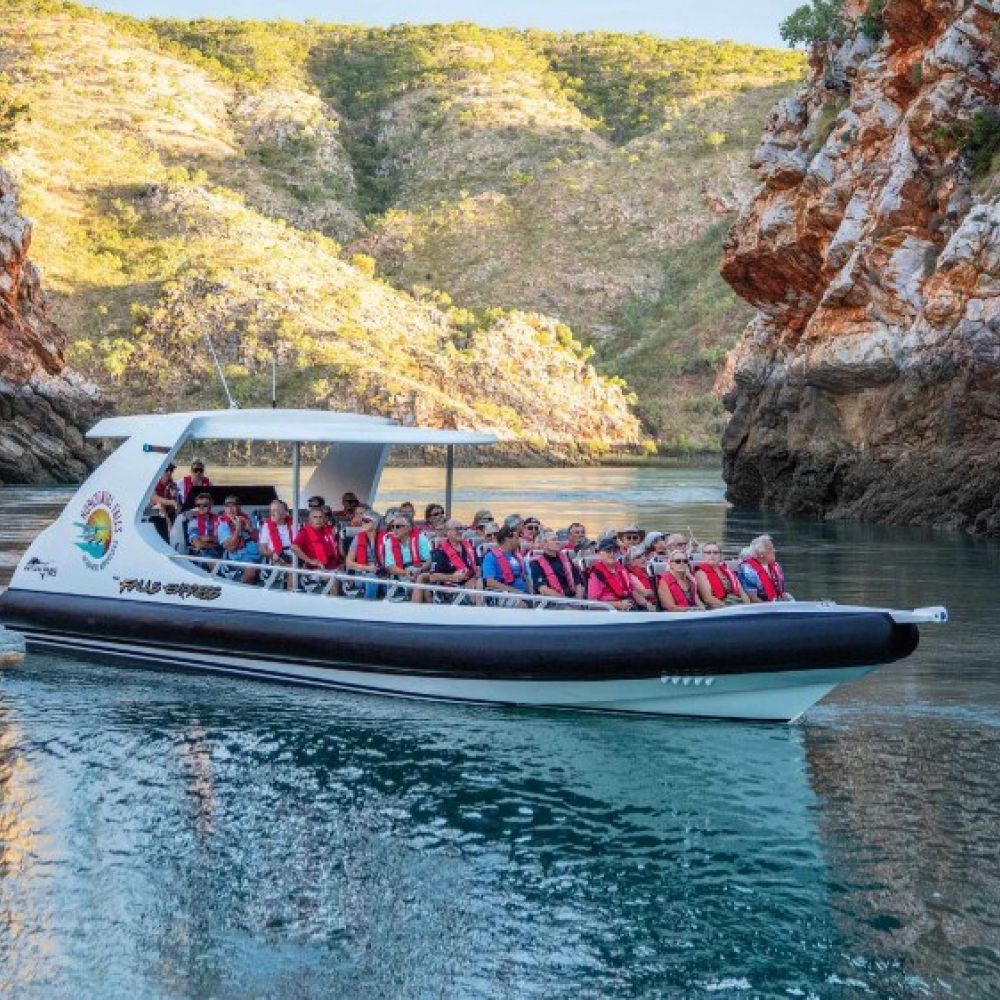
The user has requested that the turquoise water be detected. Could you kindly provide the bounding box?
[1,466,999,998]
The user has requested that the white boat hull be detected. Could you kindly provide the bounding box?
[18,628,871,722]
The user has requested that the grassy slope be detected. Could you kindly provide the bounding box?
[2,2,640,458]
[3,4,804,455]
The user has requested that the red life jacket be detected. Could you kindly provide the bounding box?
[297,524,339,568]
[489,546,524,586]
[697,561,740,601]
[262,517,293,556]
[742,558,785,602]
[535,550,577,597]
[219,512,256,542]
[182,474,211,500]
[591,560,632,600]
[193,510,217,539]
[388,531,424,569]
[662,573,697,608]
[353,529,384,569]
[439,538,477,575]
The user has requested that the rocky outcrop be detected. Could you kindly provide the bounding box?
[721,0,1000,533]
[0,166,104,484]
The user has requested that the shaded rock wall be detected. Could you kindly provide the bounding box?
[1,166,104,484]
[720,0,1000,533]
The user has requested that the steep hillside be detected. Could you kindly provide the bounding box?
[0,165,103,483]
[1,2,640,459]
[2,3,804,456]
[721,0,1000,532]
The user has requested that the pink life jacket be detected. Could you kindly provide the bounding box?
[590,560,632,600]
[182,474,211,500]
[193,510,217,539]
[535,550,577,597]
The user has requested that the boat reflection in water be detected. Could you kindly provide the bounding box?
[2,655,982,998]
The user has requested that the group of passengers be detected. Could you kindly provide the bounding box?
[153,459,790,611]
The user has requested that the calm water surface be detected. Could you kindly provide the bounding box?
[1,466,999,999]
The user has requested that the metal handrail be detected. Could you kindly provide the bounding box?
[168,553,617,611]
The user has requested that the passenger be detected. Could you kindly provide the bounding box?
[587,537,651,611]
[471,509,494,531]
[626,546,656,607]
[642,531,668,557]
[656,549,705,612]
[665,530,700,557]
[531,531,584,601]
[151,463,180,542]
[345,510,384,600]
[430,518,481,595]
[475,520,500,561]
[383,513,432,604]
[617,524,643,552]
[217,494,259,584]
[738,534,789,603]
[179,458,211,506]
[306,495,326,515]
[321,505,336,527]
[423,503,446,532]
[259,500,295,589]
[399,500,416,523]
[482,525,529,600]
[696,542,748,608]
[565,522,588,549]
[186,492,222,558]
[291,506,342,595]
[519,516,542,554]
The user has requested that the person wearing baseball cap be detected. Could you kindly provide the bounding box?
[587,536,652,611]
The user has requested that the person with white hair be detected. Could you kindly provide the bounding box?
[695,541,748,608]
[738,534,789,603]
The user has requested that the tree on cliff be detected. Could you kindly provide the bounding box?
[0,75,29,156]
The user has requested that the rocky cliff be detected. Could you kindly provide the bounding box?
[721,0,1000,532]
[0,166,103,483]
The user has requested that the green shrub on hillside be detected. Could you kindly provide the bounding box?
[779,0,847,49]
[0,74,29,156]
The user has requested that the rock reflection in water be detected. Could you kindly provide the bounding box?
[805,717,1000,995]
[0,658,846,998]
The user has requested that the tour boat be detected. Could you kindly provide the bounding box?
[0,409,947,722]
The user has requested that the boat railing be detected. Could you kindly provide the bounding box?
[168,553,617,612]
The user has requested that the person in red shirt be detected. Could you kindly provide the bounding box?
[586,537,652,610]
[291,507,342,595]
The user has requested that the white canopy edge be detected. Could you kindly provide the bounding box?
[87,408,499,446]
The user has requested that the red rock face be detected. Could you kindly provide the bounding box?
[720,0,1000,533]
[0,167,104,483]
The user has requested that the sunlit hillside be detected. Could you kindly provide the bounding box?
[1,1,804,455]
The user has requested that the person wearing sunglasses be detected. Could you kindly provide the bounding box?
[518,517,542,553]
[531,531,583,601]
[179,459,211,506]
[430,518,482,599]
[185,491,222,558]
[695,542,748,608]
[656,549,705,612]
[422,503,447,535]
[382,513,432,603]
[617,524,643,550]
[482,525,529,599]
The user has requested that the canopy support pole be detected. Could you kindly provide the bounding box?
[291,441,301,572]
[445,445,455,518]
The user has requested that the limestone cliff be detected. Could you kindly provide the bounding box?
[721,0,1000,532]
[0,166,103,483]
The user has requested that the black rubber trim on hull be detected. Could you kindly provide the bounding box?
[0,588,919,681]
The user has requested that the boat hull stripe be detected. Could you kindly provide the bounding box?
[0,589,919,681]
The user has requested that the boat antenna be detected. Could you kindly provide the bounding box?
[271,355,277,409]
[204,334,239,410]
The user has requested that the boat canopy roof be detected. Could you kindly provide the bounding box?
[87,409,499,446]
